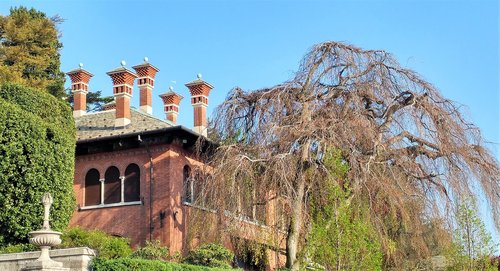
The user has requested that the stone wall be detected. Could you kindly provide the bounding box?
[0,247,95,271]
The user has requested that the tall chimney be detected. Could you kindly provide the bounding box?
[185,74,213,136]
[132,57,159,114]
[159,86,183,124]
[106,61,137,127]
[66,63,93,117]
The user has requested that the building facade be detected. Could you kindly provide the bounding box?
[66,61,285,269]
[67,60,215,253]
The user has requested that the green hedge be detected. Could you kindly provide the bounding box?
[184,244,234,269]
[0,84,74,128]
[0,83,76,246]
[61,227,132,259]
[91,258,237,271]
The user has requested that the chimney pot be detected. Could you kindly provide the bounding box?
[132,60,159,115]
[106,64,137,127]
[66,65,93,117]
[185,75,213,136]
[159,87,183,124]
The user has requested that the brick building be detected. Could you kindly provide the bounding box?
[67,60,217,253]
[66,60,286,269]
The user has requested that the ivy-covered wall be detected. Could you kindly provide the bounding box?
[0,83,76,246]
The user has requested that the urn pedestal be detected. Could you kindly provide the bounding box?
[22,193,69,271]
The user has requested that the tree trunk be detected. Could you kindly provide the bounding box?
[286,177,306,270]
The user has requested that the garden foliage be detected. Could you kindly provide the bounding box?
[0,83,75,246]
[306,150,382,270]
[131,240,170,261]
[91,258,236,271]
[61,227,132,259]
[0,7,66,97]
[184,243,234,269]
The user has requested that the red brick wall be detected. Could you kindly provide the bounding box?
[193,106,206,128]
[139,87,152,108]
[71,142,204,251]
[115,96,130,119]
[73,92,86,113]
[71,141,285,269]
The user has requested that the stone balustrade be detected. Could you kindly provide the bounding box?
[0,247,95,271]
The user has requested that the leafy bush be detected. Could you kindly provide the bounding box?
[91,257,236,271]
[0,243,36,254]
[306,151,382,271]
[184,243,234,269]
[61,227,132,259]
[0,83,75,246]
[232,238,268,270]
[131,240,169,261]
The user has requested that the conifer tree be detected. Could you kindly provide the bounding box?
[0,7,65,98]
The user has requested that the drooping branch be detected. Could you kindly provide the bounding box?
[195,41,499,269]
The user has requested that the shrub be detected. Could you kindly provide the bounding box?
[61,227,132,259]
[232,238,268,271]
[184,243,234,269]
[131,240,169,261]
[91,257,236,271]
[0,243,36,254]
[0,83,75,246]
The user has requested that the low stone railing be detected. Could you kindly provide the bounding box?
[0,247,95,271]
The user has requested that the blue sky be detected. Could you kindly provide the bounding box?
[1,0,499,249]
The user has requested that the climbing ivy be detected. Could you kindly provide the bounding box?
[0,83,76,246]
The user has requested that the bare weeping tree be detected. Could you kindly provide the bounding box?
[193,41,499,270]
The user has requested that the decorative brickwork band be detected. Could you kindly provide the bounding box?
[66,64,93,117]
[185,74,213,136]
[107,63,137,128]
[159,87,183,124]
[103,100,116,111]
[133,59,159,115]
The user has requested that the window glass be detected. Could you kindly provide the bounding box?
[124,164,140,202]
[104,166,121,204]
[85,168,101,206]
[193,170,204,204]
[183,165,192,203]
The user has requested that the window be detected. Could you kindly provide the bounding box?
[104,166,121,204]
[82,164,142,209]
[85,168,101,206]
[124,164,140,202]
[235,172,267,224]
[193,170,203,203]
[183,165,192,203]
[183,166,207,206]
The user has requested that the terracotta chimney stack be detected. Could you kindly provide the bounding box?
[185,74,213,136]
[66,63,93,117]
[106,61,137,127]
[159,86,183,124]
[132,57,159,114]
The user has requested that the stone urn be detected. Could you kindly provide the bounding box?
[23,193,68,270]
[27,230,63,268]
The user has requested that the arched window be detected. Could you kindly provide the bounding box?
[124,163,140,202]
[183,165,192,203]
[85,168,101,206]
[104,166,121,204]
